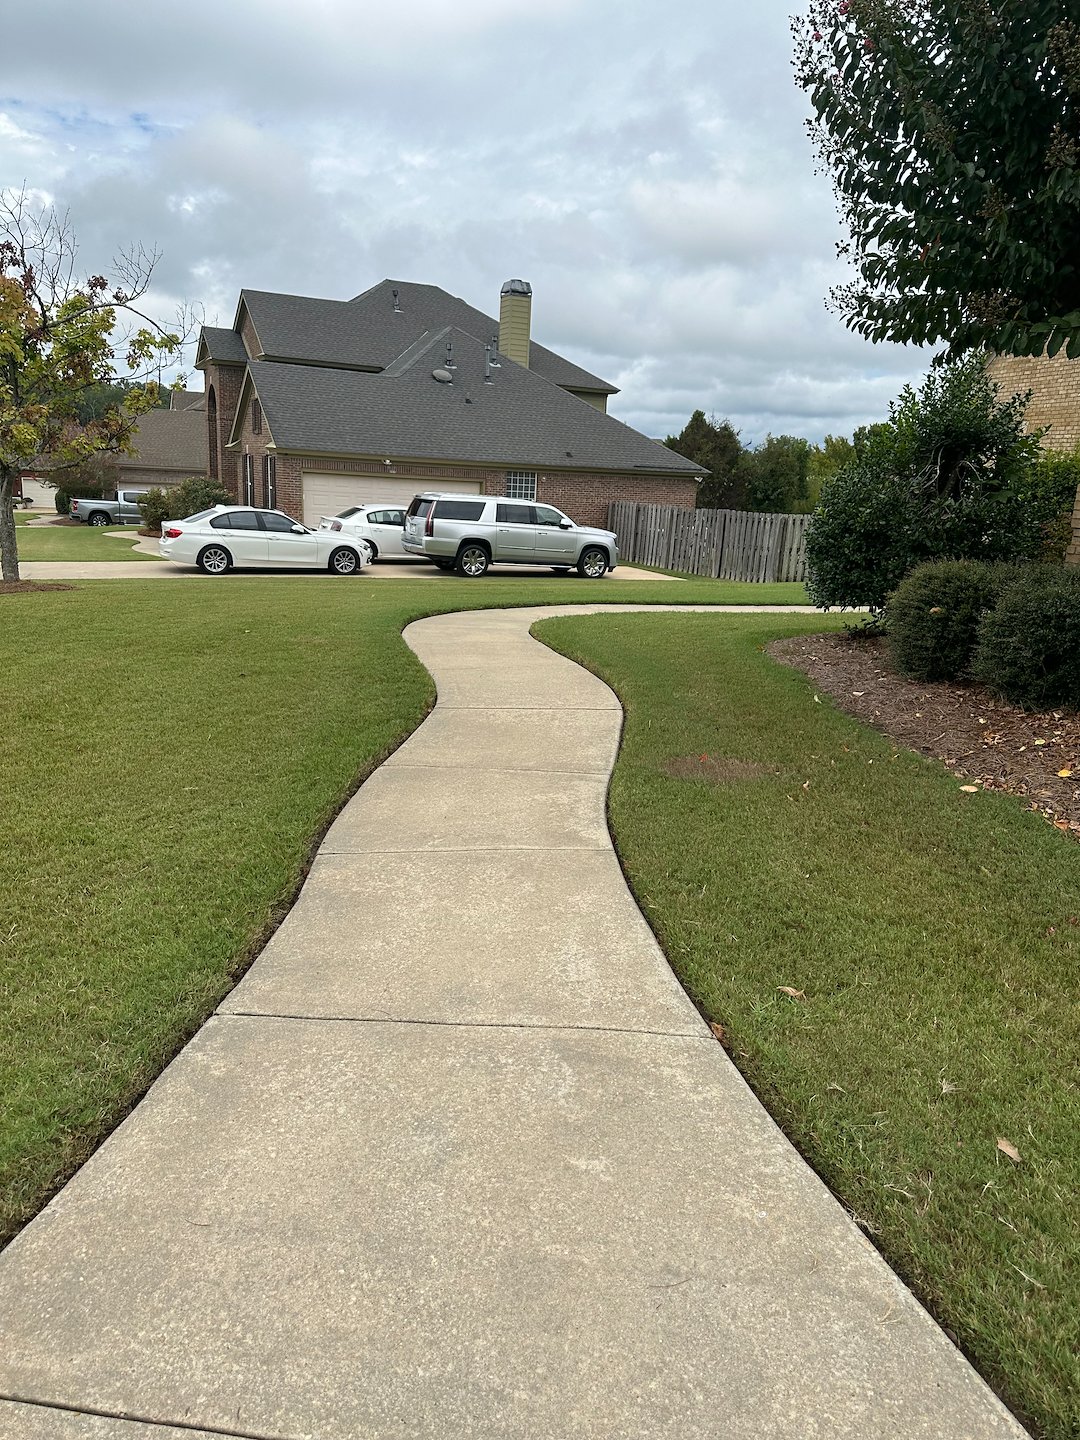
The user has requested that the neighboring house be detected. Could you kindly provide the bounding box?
[195,279,703,528]
[112,388,208,491]
[986,351,1080,566]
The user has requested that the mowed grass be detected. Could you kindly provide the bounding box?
[14,518,158,561]
[535,610,1080,1440]
[0,573,802,1246]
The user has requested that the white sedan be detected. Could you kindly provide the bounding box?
[318,503,408,560]
[159,506,372,575]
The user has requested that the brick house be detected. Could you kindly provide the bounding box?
[195,279,702,528]
[986,351,1080,566]
[112,389,208,491]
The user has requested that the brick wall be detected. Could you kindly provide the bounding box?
[202,363,246,500]
[987,351,1080,565]
[233,448,697,529]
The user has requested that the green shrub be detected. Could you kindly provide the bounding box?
[886,561,1022,681]
[972,568,1080,710]
[806,355,1047,615]
[1012,446,1080,562]
[137,488,172,535]
[54,489,70,516]
[166,475,231,521]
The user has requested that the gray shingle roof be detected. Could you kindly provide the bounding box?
[116,407,208,472]
[198,326,247,364]
[239,330,700,476]
[234,280,617,395]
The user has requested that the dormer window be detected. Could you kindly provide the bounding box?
[251,399,262,435]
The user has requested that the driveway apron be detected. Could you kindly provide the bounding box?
[0,606,1027,1439]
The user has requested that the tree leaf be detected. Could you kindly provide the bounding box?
[777,986,807,1000]
[996,1137,1021,1163]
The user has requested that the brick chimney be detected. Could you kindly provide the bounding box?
[499,279,532,367]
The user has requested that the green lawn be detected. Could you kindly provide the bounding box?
[0,574,797,1247]
[6,579,1071,1435]
[14,518,159,561]
[535,610,1080,1440]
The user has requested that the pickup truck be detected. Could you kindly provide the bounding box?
[70,490,150,527]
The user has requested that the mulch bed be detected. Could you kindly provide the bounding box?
[0,581,75,595]
[771,633,1080,841]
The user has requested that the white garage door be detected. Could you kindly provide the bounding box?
[302,473,482,528]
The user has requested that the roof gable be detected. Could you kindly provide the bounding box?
[201,280,616,395]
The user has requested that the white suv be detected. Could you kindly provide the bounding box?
[402,493,618,578]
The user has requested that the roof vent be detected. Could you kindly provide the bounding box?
[392,287,401,312]
[432,367,453,384]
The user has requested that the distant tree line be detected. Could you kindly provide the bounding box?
[663,410,888,514]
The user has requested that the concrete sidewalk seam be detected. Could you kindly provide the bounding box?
[216,1010,711,1040]
[0,1392,264,1440]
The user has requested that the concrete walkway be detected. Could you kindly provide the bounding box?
[0,606,1026,1439]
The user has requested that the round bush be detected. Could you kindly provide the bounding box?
[972,568,1080,710]
[886,560,1016,681]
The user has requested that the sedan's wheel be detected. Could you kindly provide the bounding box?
[88,512,110,527]
[455,543,490,578]
[577,546,608,579]
[197,544,232,575]
[363,541,378,560]
[329,547,361,575]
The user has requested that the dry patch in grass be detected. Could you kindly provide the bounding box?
[663,754,768,783]
[0,581,75,595]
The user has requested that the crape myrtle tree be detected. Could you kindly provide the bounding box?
[793,1,1080,359]
[0,189,186,582]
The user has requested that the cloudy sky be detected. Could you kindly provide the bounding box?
[0,0,932,444]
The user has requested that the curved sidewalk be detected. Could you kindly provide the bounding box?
[0,606,1026,1439]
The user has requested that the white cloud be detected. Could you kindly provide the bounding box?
[0,0,933,444]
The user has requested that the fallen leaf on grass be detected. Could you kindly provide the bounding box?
[996,1138,1022,1163]
[777,986,807,1000]
[959,785,980,793]
[709,1022,728,1045]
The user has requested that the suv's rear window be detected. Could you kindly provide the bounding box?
[406,497,433,518]
[435,500,485,521]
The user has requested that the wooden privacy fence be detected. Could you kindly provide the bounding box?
[608,501,811,583]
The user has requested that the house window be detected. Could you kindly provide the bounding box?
[505,470,537,501]
[263,454,276,509]
[251,399,262,435]
[242,453,254,505]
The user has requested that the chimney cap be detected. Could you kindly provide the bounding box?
[500,279,532,297]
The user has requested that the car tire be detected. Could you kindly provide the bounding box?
[329,546,361,576]
[197,544,232,575]
[88,512,111,527]
[363,541,378,560]
[455,542,490,578]
[577,546,609,579]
